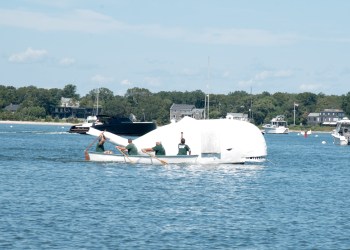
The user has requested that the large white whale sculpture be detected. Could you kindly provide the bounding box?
[86,116,267,164]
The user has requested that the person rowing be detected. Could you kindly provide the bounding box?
[96,133,106,152]
[142,141,166,155]
[177,138,191,155]
[116,139,138,155]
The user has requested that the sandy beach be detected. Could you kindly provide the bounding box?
[0,120,74,126]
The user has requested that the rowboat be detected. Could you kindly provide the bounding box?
[85,116,267,165]
[85,151,199,165]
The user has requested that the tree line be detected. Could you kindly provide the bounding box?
[1,84,350,126]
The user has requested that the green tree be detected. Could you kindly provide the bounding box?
[103,96,131,117]
[19,106,46,118]
[62,84,80,99]
[341,92,350,116]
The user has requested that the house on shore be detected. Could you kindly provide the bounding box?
[169,103,204,122]
[51,97,100,119]
[307,113,321,126]
[4,103,20,113]
[307,109,345,126]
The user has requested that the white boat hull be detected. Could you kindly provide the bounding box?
[263,126,289,134]
[262,115,289,134]
[332,117,350,146]
[332,133,349,146]
[86,152,266,165]
[87,152,199,165]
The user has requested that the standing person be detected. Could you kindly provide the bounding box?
[116,139,138,155]
[95,133,106,152]
[177,138,191,155]
[142,141,166,155]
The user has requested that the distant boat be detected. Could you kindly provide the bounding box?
[331,117,350,145]
[300,130,312,136]
[68,115,102,134]
[69,114,157,136]
[262,115,289,134]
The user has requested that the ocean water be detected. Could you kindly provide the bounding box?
[1,124,350,249]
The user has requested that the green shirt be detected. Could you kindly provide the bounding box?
[96,138,105,152]
[152,144,166,155]
[126,143,138,155]
[177,143,190,155]
[96,144,105,152]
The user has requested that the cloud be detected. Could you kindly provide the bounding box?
[23,0,71,8]
[59,57,75,66]
[144,76,161,86]
[299,83,322,92]
[239,69,293,86]
[0,9,126,33]
[91,74,114,84]
[190,28,298,46]
[8,47,48,63]
[180,68,198,76]
[121,79,132,85]
[0,8,300,45]
[255,70,293,80]
[222,70,230,78]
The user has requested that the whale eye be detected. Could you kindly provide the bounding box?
[226,148,232,151]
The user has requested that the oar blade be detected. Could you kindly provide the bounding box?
[84,150,90,161]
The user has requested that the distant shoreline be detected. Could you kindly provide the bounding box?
[0,120,74,126]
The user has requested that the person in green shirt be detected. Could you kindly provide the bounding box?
[95,133,106,152]
[142,141,166,155]
[177,138,191,155]
[116,139,138,155]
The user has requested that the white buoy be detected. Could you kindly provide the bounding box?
[322,141,326,144]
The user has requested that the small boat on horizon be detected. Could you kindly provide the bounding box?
[262,115,289,134]
[299,129,312,136]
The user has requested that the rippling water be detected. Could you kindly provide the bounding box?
[1,124,350,249]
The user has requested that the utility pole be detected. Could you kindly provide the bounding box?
[249,86,253,122]
[207,56,210,119]
[96,88,99,116]
[293,104,295,125]
[204,94,206,119]
[207,94,210,119]
[293,102,299,125]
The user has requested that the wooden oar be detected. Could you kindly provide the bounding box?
[116,147,135,164]
[84,132,105,161]
[145,152,168,165]
[84,135,102,160]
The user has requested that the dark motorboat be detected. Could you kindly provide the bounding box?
[69,115,157,136]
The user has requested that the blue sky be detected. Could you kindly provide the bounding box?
[1,0,350,96]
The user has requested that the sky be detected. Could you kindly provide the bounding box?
[1,0,350,96]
